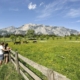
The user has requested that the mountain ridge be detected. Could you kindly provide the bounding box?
[0,23,79,36]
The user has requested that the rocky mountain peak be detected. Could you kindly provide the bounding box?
[0,23,79,36]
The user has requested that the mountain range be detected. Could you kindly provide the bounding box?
[0,23,79,36]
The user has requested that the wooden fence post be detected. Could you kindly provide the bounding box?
[47,69,54,80]
[15,51,20,74]
[9,51,11,62]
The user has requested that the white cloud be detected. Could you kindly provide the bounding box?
[40,2,44,6]
[28,2,36,10]
[37,0,66,19]
[66,9,80,17]
[36,0,80,20]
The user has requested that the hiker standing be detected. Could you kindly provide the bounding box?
[0,42,5,66]
[4,43,11,64]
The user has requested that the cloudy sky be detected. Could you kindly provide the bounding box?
[0,0,80,31]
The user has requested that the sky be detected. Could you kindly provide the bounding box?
[0,0,80,31]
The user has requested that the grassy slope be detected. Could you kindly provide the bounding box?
[5,38,80,80]
[0,63,24,80]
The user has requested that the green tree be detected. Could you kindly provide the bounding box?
[24,36,27,41]
[46,35,49,40]
[70,34,75,36]
[36,35,39,40]
[69,36,72,40]
[40,35,45,40]
[75,35,78,40]
[10,35,15,42]
[10,35,17,42]
[26,29,35,39]
[52,36,55,40]
[18,36,22,41]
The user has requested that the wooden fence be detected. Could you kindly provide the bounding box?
[10,50,70,80]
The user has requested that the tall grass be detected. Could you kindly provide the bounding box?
[0,63,24,80]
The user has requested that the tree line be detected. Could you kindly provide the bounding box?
[0,29,80,42]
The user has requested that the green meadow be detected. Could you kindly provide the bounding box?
[0,63,24,80]
[7,37,80,80]
[0,37,80,80]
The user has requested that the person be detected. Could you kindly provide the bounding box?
[0,42,5,66]
[4,43,10,64]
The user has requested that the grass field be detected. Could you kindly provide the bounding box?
[0,63,24,80]
[1,37,80,80]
